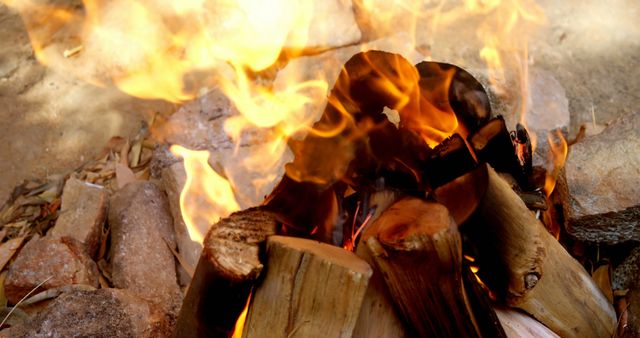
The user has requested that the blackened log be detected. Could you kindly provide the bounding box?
[425,133,478,189]
[415,61,491,134]
[469,116,525,186]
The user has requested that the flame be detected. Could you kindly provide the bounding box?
[543,129,568,197]
[231,293,251,338]
[170,145,240,244]
[6,0,548,241]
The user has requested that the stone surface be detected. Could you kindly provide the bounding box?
[563,112,640,243]
[161,162,201,285]
[0,288,171,338]
[613,245,640,291]
[108,181,182,315]
[4,236,99,305]
[0,4,174,206]
[49,177,108,257]
[624,283,640,338]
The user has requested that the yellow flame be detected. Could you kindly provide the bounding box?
[544,129,568,197]
[231,294,251,338]
[6,0,549,244]
[170,145,240,244]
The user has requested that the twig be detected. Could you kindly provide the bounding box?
[0,275,53,327]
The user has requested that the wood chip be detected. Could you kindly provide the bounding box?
[63,45,83,58]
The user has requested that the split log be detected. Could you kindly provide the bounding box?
[363,198,490,337]
[243,236,372,338]
[467,164,616,337]
[494,307,560,338]
[173,208,279,338]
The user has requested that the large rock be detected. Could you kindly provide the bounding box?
[49,177,108,257]
[563,112,640,243]
[0,288,171,338]
[161,162,202,285]
[109,181,182,316]
[4,236,99,304]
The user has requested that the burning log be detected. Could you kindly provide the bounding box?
[469,115,525,185]
[363,198,497,337]
[467,164,616,337]
[242,236,372,338]
[173,208,279,338]
[425,133,478,189]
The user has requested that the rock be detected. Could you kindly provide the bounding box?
[49,177,108,257]
[613,245,640,291]
[624,284,640,338]
[108,181,182,315]
[562,112,640,243]
[526,69,570,132]
[155,88,269,152]
[161,162,202,285]
[4,236,99,305]
[149,145,179,178]
[295,0,361,49]
[0,288,171,338]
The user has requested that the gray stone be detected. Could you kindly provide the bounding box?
[4,236,99,305]
[0,288,171,338]
[108,181,182,315]
[613,245,640,291]
[563,112,640,243]
[49,177,108,257]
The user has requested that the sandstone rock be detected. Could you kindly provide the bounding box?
[4,236,99,305]
[0,288,171,338]
[109,181,181,315]
[562,112,640,243]
[161,162,201,285]
[49,177,108,257]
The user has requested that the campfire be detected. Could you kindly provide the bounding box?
[0,0,637,337]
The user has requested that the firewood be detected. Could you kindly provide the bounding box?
[242,236,372,338]
[494,307,560,338]
[468,164,616,338]
[363,198,488,337]
[173,208,279,338]
[425,133,478,189]
[469,115,525,185]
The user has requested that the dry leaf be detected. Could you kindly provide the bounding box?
[0,237,26,271]
[0,271,7,307]
[129,140,143,167]
[592,263,614,304]
[115,163,136,189]
[20,284,95,306]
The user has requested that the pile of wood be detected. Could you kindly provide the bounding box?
[174,51,617,337]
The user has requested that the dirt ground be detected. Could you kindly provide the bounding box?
[1,0,638,204]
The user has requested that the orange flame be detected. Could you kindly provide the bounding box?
[170,145,240,244]
[543,130,568,197]
[231,293,251,338]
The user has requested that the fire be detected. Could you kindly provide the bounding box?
[5,0,550,238]
[543,129,568,196]
[170,145,240,244]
